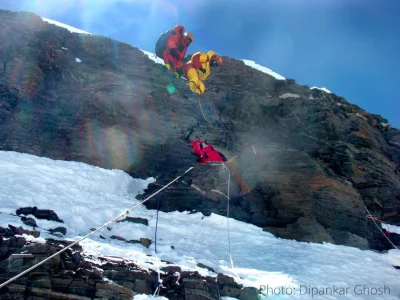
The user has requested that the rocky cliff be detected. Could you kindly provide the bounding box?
[1,9,399,255]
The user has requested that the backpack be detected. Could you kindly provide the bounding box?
[155,29,176,58]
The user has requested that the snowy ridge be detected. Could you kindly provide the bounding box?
[41,17,91,35]
[311,86,332,93]
[242,59,286,80]
[141,50,164,65]
[0,151,399,299]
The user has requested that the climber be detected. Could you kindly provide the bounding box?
[183,51,223,95]
[189,139,227,164]
[155,25,194,78]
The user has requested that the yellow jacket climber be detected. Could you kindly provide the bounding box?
[183,51,223,94]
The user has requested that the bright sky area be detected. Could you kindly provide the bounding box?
[0,151,399,299]
[0,0,399,129]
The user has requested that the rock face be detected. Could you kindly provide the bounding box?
[0,223,259,300]
[0,10,399,252]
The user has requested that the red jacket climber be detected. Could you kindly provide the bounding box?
[189,140,227,164]
[155,25,193,78]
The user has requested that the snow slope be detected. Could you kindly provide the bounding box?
[41,17,91,35]
[311,86,332,93]
[0,151,399,299]
[242,60,286,80]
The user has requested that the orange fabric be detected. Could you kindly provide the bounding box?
[162,25,189,72]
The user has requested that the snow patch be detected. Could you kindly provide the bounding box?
[141,50,164,65]
[311,86,331,93]
[18,234,46,244]
[279,93,301,99]
[381,122,390,127]
[42,18,91,35]
[242,59,285,80]
[134,295,168,300]
[75,58,82,63]
[61,47,68,50]
[355,112,367,120]
[382,222,400,234]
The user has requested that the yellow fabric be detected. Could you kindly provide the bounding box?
[186,67,205,94]
[165,63,172,70]
[185,51,216,94]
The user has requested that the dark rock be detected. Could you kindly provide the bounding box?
[133,280,152,294]
[16,206,38,216]
[221,285,241,297]
[110,235,126,241]
[119,216,149,226]
[161,265,181,274]
[71,251,81,263]
[182,278,216,300]
[239,287,260,300]
[20,216,37,228]
[140,237,151,248]
[48,226,67,236]
[217,273,235,285]
[197,262,216,273]
[285,78,296,84]
[16,207,63,223]
[33,209,63,223]
[181,270,201,279]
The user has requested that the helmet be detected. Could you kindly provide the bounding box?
[211,55,223,67]
[185,32,194,43]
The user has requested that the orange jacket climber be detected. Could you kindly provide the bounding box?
[155,25,193,78]
[183,51,223,94]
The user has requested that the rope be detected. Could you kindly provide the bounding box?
[366,216,391,237]
[0,166,194,289]
[195,95,235,270]
[197,95,208,122]
[364,206,398,250]
[222,163,235,269]
[151,194,162,299]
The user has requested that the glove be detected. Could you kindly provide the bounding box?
[165,63,172,70]
[169,48,180,59]
[173,72,180,78]
[199,67,206,73]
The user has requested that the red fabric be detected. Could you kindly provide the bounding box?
[162,25,188,71]
[190,53,203,69]
[183,62,191,78]
[189,140,226,163]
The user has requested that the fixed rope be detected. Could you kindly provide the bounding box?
[151,194,162,299]
[0,166,194,289]
[364,206,398,250]
[222,163,235,269]
[197,94,208,122]
[196,93,236,270]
